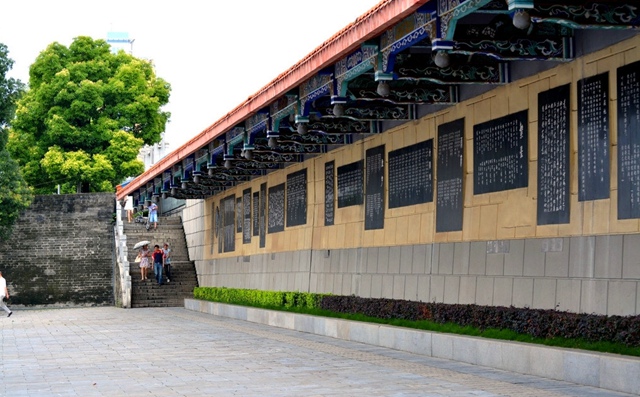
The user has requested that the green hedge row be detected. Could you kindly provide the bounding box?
[193,287,325,310]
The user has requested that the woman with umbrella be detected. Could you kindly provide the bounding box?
[136,242,151,281]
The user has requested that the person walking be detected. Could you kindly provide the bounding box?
[0,270,13,317]
[124,195,134,223]
[162,243,172,283]
[148,202,158,230]
[152,245,164,286]
[138,244,151,281]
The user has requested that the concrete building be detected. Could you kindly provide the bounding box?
[117,0,640,317]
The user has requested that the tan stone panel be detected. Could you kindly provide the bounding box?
[478,204,498,240]
[404,123,418,146]
[507,82,529,115]
[373,228,385,246]
[344,222,363,248]
[420,212,434,243]
[535,224,559,238]
[471,98,492,125]
[384,217,398,246]
[313,227,324,248]
[395,215,410,246]
[416,117,436,142]
[558,195,583,236]
[335,224,347,249]
[362,229,374,247]
[623,38,640,64]
[304,227,314,249]
[596,51,625,78]
[464,136,474,175]
[515,224,536,238]
[488,190,509,205]
[592,199,611,234]
[313,179,325,204]
[549,64,573,88]
[582,201,594,234]
[496,225,516,240]
[462,206,480,241]
[527,160,537,199]
[490,93,508,120]
[391,127,406,151]
[434,230,448,243]
[610,144,618,187]
[447,231,463,243]
[528,120,538,162]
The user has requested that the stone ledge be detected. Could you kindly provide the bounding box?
[184,298,640,395]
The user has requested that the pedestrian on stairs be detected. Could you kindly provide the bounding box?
[152,245,164,286]
[139,245,151,281]
[162,243,172,283]
[0,270,13,317]
[148,202,158,230]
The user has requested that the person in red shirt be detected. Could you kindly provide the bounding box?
[152,245,164,285]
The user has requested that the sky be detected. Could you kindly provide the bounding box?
[1,0,381,150]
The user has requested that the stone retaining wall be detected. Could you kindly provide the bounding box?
[0,193,115,306]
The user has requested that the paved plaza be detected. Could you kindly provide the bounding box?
[0,307,635,396]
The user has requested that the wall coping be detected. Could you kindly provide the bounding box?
[184,298,640,395]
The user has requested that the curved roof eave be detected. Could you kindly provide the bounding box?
[117,0,428,200]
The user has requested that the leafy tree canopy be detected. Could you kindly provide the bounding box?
[0,42,32,241]
[8,36,170,194]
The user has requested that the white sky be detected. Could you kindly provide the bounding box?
[1,0,381,149]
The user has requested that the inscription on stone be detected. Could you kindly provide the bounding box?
[268,183,285,233]
[388,140,433,208]
[259,183,266,247]
[617,61,640,219]
[365,145,385,230]
[337,160,364,208]
[242,188,251,244]
[325,161,335,226]
[436,118,464,232]
[222,195,235,252]
[578,72,610,201]
[486,240,510,254]
[236,197,242,233]
[538,84,571,225]
[252,191,260,236]
[473,110,528,195]
[286,169,307,227]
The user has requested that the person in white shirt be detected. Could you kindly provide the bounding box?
[0,270,12,317]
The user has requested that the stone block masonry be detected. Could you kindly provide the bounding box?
[0,193,115,307]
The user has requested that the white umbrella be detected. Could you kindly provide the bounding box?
[133,240,151,249]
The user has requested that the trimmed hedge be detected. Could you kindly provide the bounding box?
[320,295,640,347]
[193,287,324,310]
[194,287,640,348]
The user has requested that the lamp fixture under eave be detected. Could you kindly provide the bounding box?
[224,159,232,169]
[376,80,391,97]
[244,149,253,160]
[512,9,531,30]
[181,182,188,189]
[268,137,277,148]
[170,187,177,196]
[162,192,168,200]
[433,51,450,68]
[193,175,200,184]
[333,103,345,117]
[297,123,308,135]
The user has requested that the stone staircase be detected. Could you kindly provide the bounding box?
[123,216,199,308]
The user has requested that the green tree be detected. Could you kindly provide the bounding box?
[8,36,170,194]
[0,42,32,241]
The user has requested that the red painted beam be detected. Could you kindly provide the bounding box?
[118,0,430,200]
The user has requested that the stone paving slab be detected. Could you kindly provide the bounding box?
[0,307,635,397]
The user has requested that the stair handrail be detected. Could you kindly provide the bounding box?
[114,199,132,308]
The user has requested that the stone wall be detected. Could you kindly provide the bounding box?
[0,193,115,307]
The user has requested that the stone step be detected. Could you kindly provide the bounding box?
[122,215,198,308]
